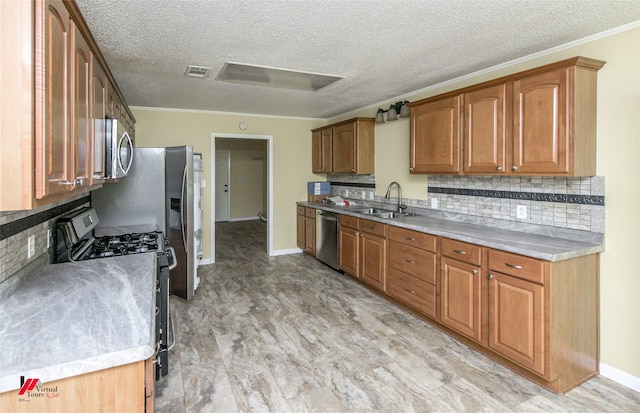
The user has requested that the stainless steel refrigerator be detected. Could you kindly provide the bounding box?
[91,146,199,300]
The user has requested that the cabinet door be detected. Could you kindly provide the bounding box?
[410,96,461,174]
[69,21,92,190]
[296,213,305,250]
[35,0,71,199]
[463,85,507,174]
[304,217,316,256]
[360,232,386,291]
[312,130,323,173]
[440,257,482,342]
[332,122,356,173]
[312,129,333,174]
[489,271,545,375]
[339,227,359,277]
[92,62,107,185]
[105,80,115,118]
[513,68,569,174]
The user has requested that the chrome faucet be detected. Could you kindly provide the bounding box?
[385,181,407,213]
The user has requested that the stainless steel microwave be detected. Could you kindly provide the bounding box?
[105,118,134,180]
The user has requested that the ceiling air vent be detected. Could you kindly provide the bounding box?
[184,65,212,78]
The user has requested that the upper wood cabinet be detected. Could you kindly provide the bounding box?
[410,96,462,174]
[311,118,374,175]
[312,128,332,173]
[0,0,135,211]
[410,57,605,176]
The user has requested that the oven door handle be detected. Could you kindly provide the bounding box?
[166,246,178,270]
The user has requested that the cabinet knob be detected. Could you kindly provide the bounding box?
[409,167,414,172]
[512,166,519,172]
[471,269,478,274]
[496,166,503,171]
[351,169,355,172]
[488,274,494,279]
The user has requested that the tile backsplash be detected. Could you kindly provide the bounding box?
[0,194,89,283]
[330,174,605,234]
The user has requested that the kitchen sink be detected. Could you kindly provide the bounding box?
[350,208,392,215]
[351,208,414,219]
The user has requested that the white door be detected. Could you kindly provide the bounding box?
[215,151,230,222]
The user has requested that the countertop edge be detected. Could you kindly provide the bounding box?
[297,201,604,262]
[0,344,154,394]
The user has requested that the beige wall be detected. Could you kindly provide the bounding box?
[131,109,325,258]
[328,28,640,380]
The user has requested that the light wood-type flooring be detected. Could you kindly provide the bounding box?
[155,220,639,412]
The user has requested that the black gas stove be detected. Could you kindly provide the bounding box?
[54,207,174,379]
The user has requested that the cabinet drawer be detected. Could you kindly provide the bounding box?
[388,241,436,285]
[442,238,482,266]
[489,250,545,284]
[388,226,436,252]
[340,214,360,230]
[360,219,387,237]
[305,207,316,218]
[388,268,436,318]
[297,205,306,215]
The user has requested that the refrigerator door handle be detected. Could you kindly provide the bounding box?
[166,246,178,270]
[180,166,187,249]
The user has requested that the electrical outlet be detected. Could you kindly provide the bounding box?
[516,205,527,219]
[47,229,51,248]
[27,235,35,259]
[431,198,439,209]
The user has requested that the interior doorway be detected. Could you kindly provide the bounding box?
[215,151,230,222]
[210,133,273,263]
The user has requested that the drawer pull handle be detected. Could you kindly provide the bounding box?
[405,258,415,264]
[404,288,415,295]
[505,263,523,269]
[405,237,415,241]
[453,249,467,255]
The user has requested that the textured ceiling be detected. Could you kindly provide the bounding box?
[75,0,640,119]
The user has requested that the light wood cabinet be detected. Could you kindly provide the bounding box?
[463,84,507,174]
[312,129,332,173]
[0,359,154,412]
[387,227,438,318]
[410,56,605,176]
[296,206,316,256]
[311,118,374,175]
[359,220,387,292]
[0,0,135,211]
[92,60,107,185]
[338,215,359,277]
[410,96,462,174]
[440,238,483,342]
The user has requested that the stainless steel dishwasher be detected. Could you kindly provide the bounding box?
[316,210,339,270]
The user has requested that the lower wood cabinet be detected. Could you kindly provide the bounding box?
[488,271,544,375]
[440,256,483,342]
[0,359,154,412]
[359,220,387,292]
[300,205,598,393]
[296,206,316,256]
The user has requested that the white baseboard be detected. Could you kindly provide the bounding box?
[600,362,640,393]
[228,216,260,222]
[271,248,303,256]
[198,258,215,266]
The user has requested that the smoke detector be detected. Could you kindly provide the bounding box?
[184,65,212,78]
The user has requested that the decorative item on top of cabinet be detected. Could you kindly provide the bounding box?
[311,118,374,174]
[409,56,605,176]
